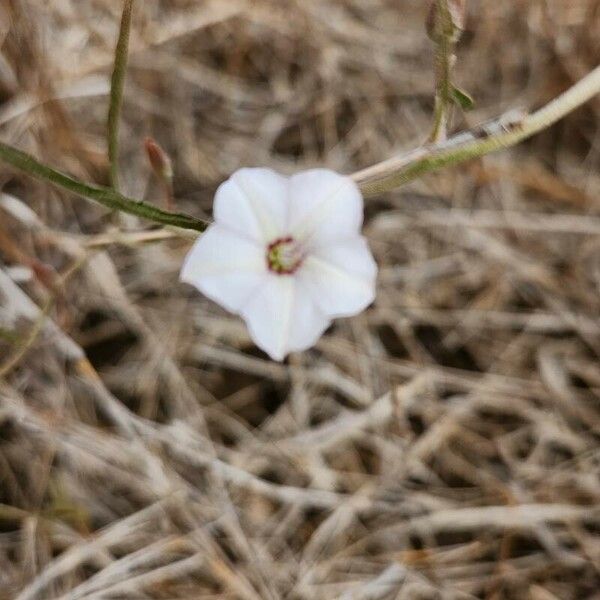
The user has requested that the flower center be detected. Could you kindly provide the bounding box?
[266,237,305,275]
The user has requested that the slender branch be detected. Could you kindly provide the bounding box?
[353,64,600,196]
[107,0,134,190]
[0,142,207,231]
[0,256,85,378]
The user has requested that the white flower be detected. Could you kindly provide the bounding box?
[180,168,377,361]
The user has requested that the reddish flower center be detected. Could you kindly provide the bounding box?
[266,237,305,275]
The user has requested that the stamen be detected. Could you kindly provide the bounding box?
[266,236,305,275]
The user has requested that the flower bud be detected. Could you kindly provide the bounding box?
[144,137,174,210]
[144,137,173,182]
[426,0,467,42]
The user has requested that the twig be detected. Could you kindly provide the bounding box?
[371,208,600,235]
[405,504,597,534]
[339,564,408,600]
[0,296,54,378]
[14,500,175,600]
[81,227,190,249]
[353,64,600,195]
[0,256,86,378]
[107,0,135,190]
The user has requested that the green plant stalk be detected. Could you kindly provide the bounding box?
[0,142,207,231]
[0,68,598,232]
[353,64,600,196]
[108,0,134,190]
[429,0,455,142]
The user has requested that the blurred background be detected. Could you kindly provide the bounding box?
[1,1,600,598]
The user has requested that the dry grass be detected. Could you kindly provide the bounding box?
[1,0,600,598]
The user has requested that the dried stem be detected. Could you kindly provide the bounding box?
[0,256,86,377]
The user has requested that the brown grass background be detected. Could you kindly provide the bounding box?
[1,1,600,598]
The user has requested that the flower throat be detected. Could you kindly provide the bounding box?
[266,237,305,274]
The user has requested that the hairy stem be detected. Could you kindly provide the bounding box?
[353,64,600,196]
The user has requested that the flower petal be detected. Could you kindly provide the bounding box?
[214,168,289,242]
[288,169,363,245]
[180,224,267,313]
[299,236,377,318]
[241,275,330,361]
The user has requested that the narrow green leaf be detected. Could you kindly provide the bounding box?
[0,141,207,232]
[451,85,474,110]
[108,0,135,190]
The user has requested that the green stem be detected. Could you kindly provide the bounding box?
[2,66,597,232]
[108,0,134,190]
[353,64,600,196]
[429,0,455,143]
[0,142,207,231]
